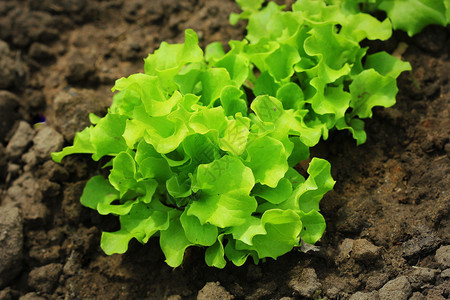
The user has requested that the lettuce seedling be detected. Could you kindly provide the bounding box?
[53,0,414,268]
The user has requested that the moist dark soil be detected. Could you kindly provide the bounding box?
[0,1,449,299]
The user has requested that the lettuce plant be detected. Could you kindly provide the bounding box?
[53,0,414,268]
[328,0,450,37]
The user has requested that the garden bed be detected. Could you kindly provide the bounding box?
[0,0,448,299]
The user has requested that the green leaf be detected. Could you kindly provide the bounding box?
[265,43,301,81]
[310,78,352,122]
[166,175,192,198]
[336,117,367,145]
[220,86,248,117]
[80,175,136,216]
[113,74,182,117]
[252,178,292,205]
[205,234,226,268]
[138,156,172,181]
[188,156,257,228]
[159,216,193,267]
[205,42,225,62]
[299,210,326,244]
[302,23,358,83]
[225,239,257,266]
[109,152,137,197]
[218,114,250,156]
[101,200,171,255]
[246,2,284,43]
[51,127,94,163]
[189,106,228,138]
[364,51,412,78]
[236,0,264,12]
[378,0,447,36]
[144,29,203,91]
[245,135,289,188]
[180,210,218,246]
[251,95,284,123]
[253,71,281,97]
[229,216,266,246]
[276,82,305,110]
[238,209,302,259]
[212,40,249,86]
[130,108,189,154]
[182,133,221,166]
[349,68,400,119]
[287,137,310,167]
[295,158,335,213]
[199,68,234,106]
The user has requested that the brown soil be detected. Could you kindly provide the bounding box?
[0,1,449,299]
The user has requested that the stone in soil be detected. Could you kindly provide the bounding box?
[349,291,379,300]
[378,276,412,300]
[351,239,382,262]
[365,273,389,291]
[0,91,20,142]
[409,292,425,300]
[32,126,64,160]
[197,282,234,300]
[402,226,441,259]
[435,245,450,269]
[6,121,35,160]
[5,172,49,224]
[18,292,46,300]
[0,206,23,288]
[288,267,321,298]
[27,263,63,294]
[407,267,438,289]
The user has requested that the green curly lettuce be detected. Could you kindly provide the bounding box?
[52,0,416,268]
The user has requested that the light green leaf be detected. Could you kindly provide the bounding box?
[101,200,171,255]
[265,43,301,81]
[80,175,135,216]
[218,114,250,156]
[113,74,182,117]
[189,106,228,138]
[205,234,226,268]
[51,127,94,163]
[252,178,292,205]
[378,0,447,36]
[109,152,137,197]
[251,95,284,123]
[160,216,193,267]
[144,29,203,91]
[138,156,172,181]
[205,42,225,62]
[229,215,267,246]
[166,175,192,198]
[89,113,128,161]
[182,133,221,166]
[364,51,412,78]
[199,68,234,106]
[299,210,326,244]
[225,239,257,266]
[276,82,305,110]
[246,135,289,188]
[180,210,218,246]
[220,86,248,117]
[239,209,302,259]
[253,71,281,97]
[213,40,249,86]
[349,68,399,119]
[295,158,335,213]
[188,156,257,228]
